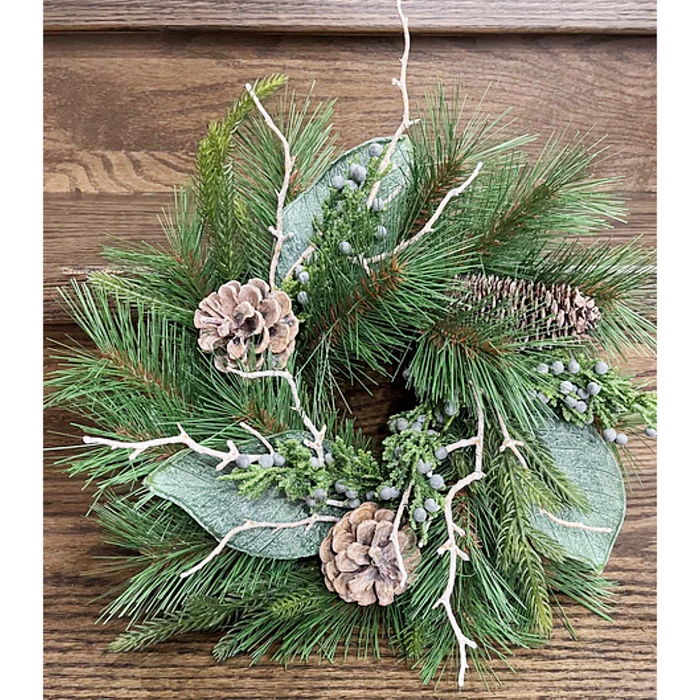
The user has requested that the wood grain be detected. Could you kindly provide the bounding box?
[44,33,657,195]
[44,18,656,700]
[44,0,657,34]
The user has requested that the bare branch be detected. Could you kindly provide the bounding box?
[366,161,483,265]
[83,424,243,472]
[496,411,529,470]
[180,513,340,579]
[432,385,485,687]
[245,82,296,289]
[539,508,613,534]
[365,0,416,208]
[228,368,327,462]
[390,481,414,589]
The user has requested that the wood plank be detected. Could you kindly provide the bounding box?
[44,344,656,699]
[43,190,656,324]
[44,33,657,196]
[43,0,657,34]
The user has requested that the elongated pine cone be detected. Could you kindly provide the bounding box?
[319,502,421,606]
[195,278,299,370]
[460,274,601,341]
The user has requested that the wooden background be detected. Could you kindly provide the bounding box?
[44,1,657,698]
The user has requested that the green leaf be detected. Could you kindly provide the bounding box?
[276,135,413,283]
[531,420,626,572]
[144,449,334,560]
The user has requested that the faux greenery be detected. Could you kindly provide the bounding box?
[45,0,655,690]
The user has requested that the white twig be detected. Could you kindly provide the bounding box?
[283,243,317,281]
[390,481,413,589]
[433,386,485,687]
[366,162,483,264]
[366,0,416,208]
[180,513,340,578]
[245,82,296,289]
[496,410,529,470]
[239,421,275,454]
[83,424,242,472]
[539,509,613,534]
[229,369,327,462]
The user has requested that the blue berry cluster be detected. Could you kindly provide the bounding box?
[534,356,657,448]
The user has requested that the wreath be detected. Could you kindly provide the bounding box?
[46,0,656,689]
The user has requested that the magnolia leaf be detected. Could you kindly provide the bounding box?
[531,420,626,572]
[145,449,334,560]
[276,135,413,283]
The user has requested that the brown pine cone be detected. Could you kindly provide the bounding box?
[319,502,421,606]
[194,278,299,370]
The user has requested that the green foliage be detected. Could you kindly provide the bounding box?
[46,75,653,688]
[225,435,382,503]
[534,353,657,434]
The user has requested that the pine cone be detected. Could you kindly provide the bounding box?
[319,502,421,606]
[194,278,299,370]
[460,274,601,341]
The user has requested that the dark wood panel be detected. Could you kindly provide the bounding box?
[44,0,657,34]
[44,33,657,195]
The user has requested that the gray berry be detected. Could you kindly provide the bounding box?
[411,422,423,431]
[389,487,401,499]
[429,474,445,490]
[424,498,440,513]
[347,499,361,509]
[324,452,334,465]
[594,361,609,375]
[297,270,310,285]
[587,382,601,396]
[293,265,305,278]
[434,446,448,461]
[536,363,549,374]
[564,395,578,408]
[365,491,376,501]
[560,381,574,394]
[369,142,384,157]
[296,291,309,305]
[310,457,321,468]
[412,507,428,523]
[235,454,251,469]
[370,197,385,212]
[396,418,409,432]
[394,446,403,458]
[444,401,458,417]
[575,401,587,413]
[313,488,327,501]
[401,367,410,380]
[331,174,346,190]
[577,388,590,400]
[417,459,432,474]
[335,480,348,494]
[615,433,629,446]
[537,392,550,404]
[375,225,388,239]
[272,452,286,467]
[567,360,581,374]
[338,241,352,255]
[645,427,657,438]
[345,490,358,500]
[427,429,439,436]
[258,453,274,468]
[551,361,565,375]
[603,428,617,443]
[344,179,358,190]
[304,497,317,508]
[349,163,367,184]
[585,415,595,424]
[379,486,394,500]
